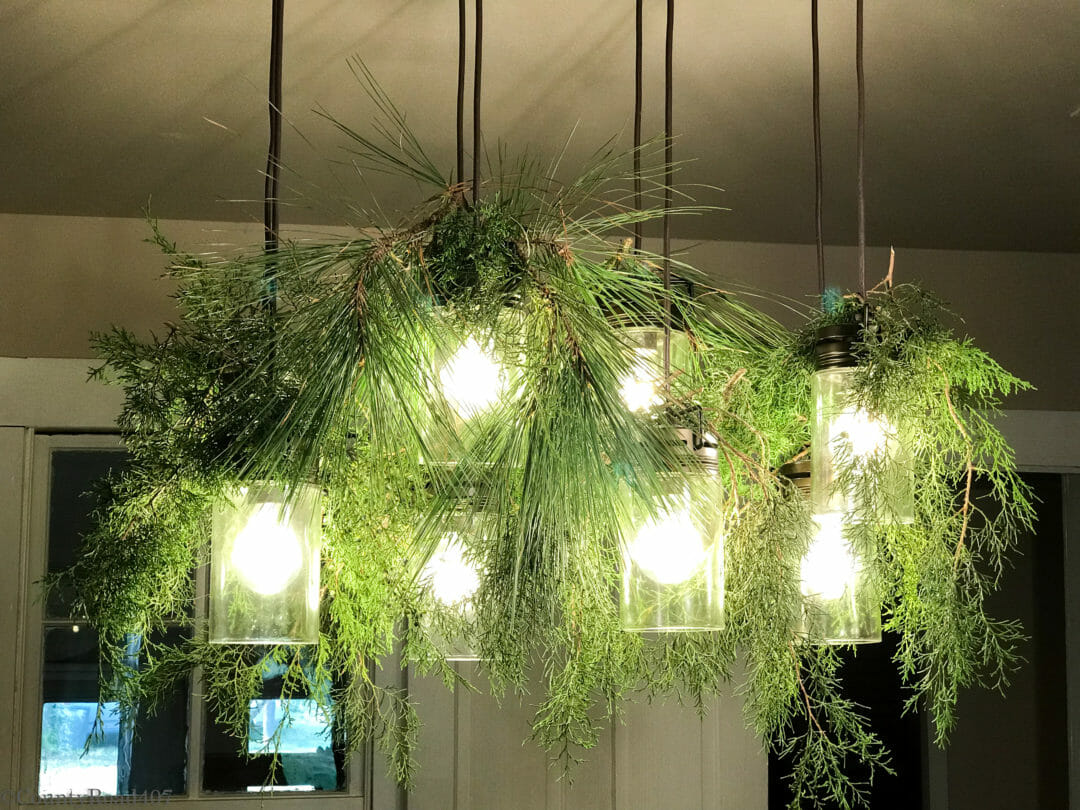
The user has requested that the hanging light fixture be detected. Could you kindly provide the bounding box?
[782,461,881,644]
[810,324,914,524]
[207,0,324,644]
[618,0,726,632]
[621,431,726,632]
[421,0,490,637]
[209,483,323,644]
[419,507,486,661]
[789,0,916,645]
[422,3,513,462]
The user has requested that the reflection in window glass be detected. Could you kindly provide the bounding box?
[39,702,121,796]
[40,625,188,798]
[204,654,345,793]
[248,699,333,754]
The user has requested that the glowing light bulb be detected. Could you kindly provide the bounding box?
[230,503,304,595]
[439,337,506,419]
[619,349,662,412]
[628,497,707,585]
[422,534,481,605]
[830,409,889,458]
[800,513,858,601]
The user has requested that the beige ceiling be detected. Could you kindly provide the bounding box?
[2,0,1078,251]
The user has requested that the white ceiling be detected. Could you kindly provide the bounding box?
[2,0,1079,251]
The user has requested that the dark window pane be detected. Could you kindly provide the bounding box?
[203,651,346,793]
[766,630,922,810]
[129,628,191,797]
[767,473,1069,809]
[39,626,188,798]
[46,449,129,617]
[945,473,1067,809]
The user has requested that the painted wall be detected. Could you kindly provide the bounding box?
[667,238,1079,413]
[1,214,1075,411]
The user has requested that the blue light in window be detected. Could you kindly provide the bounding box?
[39,702,120,796]
[247,699,332,755]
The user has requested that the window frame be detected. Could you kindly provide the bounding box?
[14,431,371,806]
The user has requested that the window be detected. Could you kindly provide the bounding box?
[17,436,366,804]
[36,447,187,798]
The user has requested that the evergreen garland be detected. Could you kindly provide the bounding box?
[47,80,1034,808]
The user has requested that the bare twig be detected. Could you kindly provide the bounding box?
[556,203,574,266]
[789,641,826,736]
[119,479,175,543]
[721,367,747,400]
[715,440,741,497]
[869,247,896,293]
[712,403,769,471]
[930,359,975,570]
[784,446,810,465]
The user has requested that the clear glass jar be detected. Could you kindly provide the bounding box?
[420,509,486,661]
[810,365,914,524]
[436,335,509,422]
[423,313,516,464]
[620,470,726,632]
[618,326,691,413]
[209,483,322,644]
[797,512,881,644]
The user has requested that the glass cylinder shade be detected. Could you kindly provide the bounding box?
[798,512,881,644]
[423,327,512,464]
[420,510,486,661]
[810,365,914,524]
[620,471,726,632]
[437,335,508,421]
[209,483,322,645]
[618,327,691,413]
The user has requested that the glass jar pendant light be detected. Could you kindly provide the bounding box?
[422,319,514,465]
[782,461,880,644]
[810,323,914,524]
[438,335,507,421]
[206,0,324,646]
[209,483,322,644]
[618,326,691,413]
[613,313,724,632]
[620,433,726,632]
[419,508,486,661]
[618,0,724,633]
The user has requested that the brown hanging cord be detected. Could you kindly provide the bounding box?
[662,0,674,384]
[472,0,483,204]
[856,0,867,299]
[456,0,466,187]
[633,0,643,252]
[811,0,825,298]
[263,0,284,314]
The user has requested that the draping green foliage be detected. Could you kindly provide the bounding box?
[47,73,1033,807]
